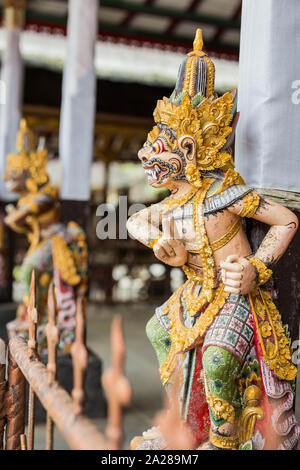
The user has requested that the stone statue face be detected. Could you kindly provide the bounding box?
[138,131,189,189]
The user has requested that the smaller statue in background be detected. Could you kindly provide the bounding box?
[4,119,88,353]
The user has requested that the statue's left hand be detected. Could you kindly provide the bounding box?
[4,205,30,227]
[220,254,257,295]
[153,217,188,267]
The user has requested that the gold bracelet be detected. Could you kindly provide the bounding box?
[209,430,239,450]
[149,237,161,249]
[248,257,273,286]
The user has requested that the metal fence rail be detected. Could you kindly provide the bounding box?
[0,271,131,451]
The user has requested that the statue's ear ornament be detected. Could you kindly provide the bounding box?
[185,163,202,189]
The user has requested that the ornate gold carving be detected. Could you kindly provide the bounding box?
[182,180,218,316]
[203,56,215,98]
[184,29,215,97]
[237,191,260,218]
[6,119,49,193]
[151,93,233,173]
[254,298,265,321]
[217,169,245,194]
[185,163,202,189]
[248,257,273,286]
[163,187,198,211]
[205,384,235,424]
[209,430,239,450]
[192,29,204,55]
[249,289,297,381]
[182,265,203,284]
[147,125,160,145]
[238,385,264,445]
[52,235,80,286]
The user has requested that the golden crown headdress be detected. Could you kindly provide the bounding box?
[148,29,235,173]
[5,119,49,193]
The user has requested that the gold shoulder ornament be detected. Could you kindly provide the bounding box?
[237,191,260,218]
[217,169,245,194]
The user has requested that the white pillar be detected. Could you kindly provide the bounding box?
[59,0,98,201]
[235,0,300,193]
[0,1,24,200]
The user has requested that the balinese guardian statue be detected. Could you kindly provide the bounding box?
[4,119,88,353]
[127,30,300,450]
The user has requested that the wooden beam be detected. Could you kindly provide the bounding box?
[166,0,205,35]
[100,0,241,29]
[97,22,239,53]
[213,0,242,42]
[121,0,156,27]
[5,10,239,56]
[24,1,241,30]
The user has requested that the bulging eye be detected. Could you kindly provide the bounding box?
[152,138,166,154]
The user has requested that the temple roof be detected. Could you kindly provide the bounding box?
[0,0,241,59]
[0,0,241,89]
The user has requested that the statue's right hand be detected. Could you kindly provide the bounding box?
[5,204,15,215]
[153,217,188,267]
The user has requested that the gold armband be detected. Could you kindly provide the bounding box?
[238,191,260,218]
[248,257,273,286]
[149,237,161,249]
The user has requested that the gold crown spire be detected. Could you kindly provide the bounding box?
[177,29,215,98]
[194,28,203,51]
[189,28,205,58]
[17,118,34,153]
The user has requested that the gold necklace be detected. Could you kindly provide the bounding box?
[163,187,198,210]
[159,177,230,386]
[183,178,216,316]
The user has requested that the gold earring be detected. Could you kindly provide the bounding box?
[185,163,202,188]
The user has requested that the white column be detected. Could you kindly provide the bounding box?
[59,0,98,201]
[235,0,300,193]
[0,1,24,200]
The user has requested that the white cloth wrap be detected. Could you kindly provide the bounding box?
[59,0,98,201]
[235,0,300,193]
[0,28,23,200]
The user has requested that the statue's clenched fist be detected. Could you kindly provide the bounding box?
[220,254,257,295]
[154,217,188,267]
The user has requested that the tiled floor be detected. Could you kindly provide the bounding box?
[33,300,300,450]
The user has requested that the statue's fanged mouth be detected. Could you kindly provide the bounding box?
[143,159,173,184]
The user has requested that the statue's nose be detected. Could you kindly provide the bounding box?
[138,147,151,163]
